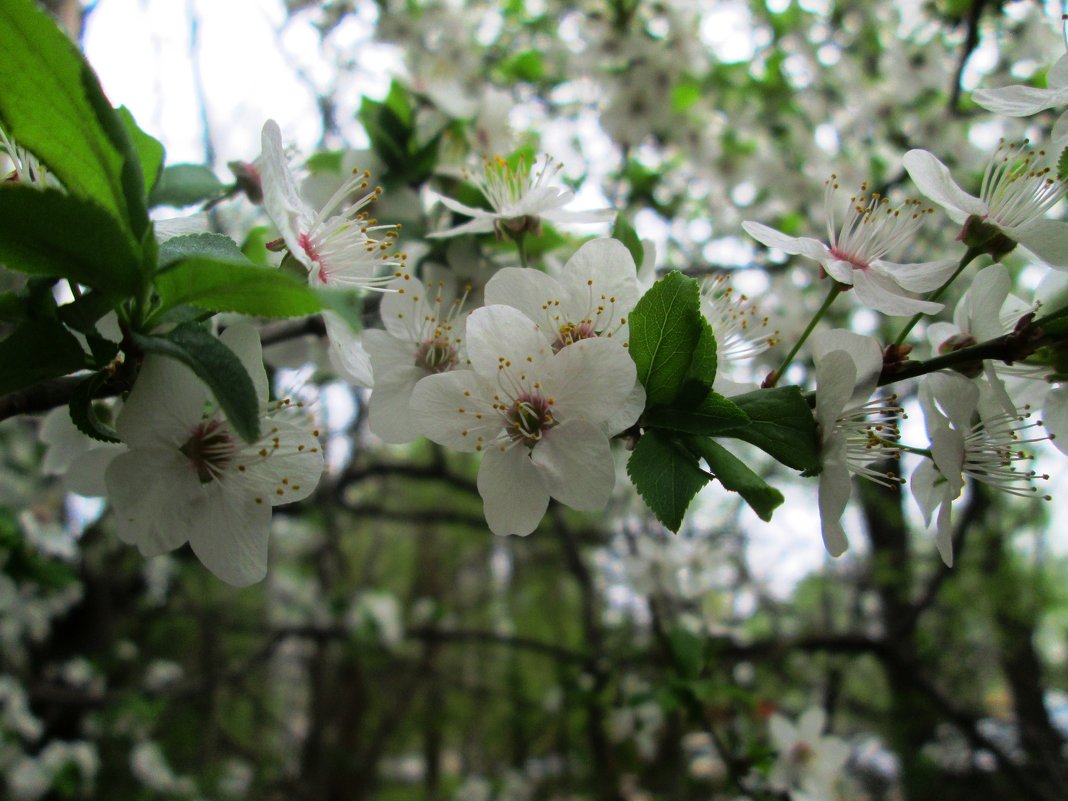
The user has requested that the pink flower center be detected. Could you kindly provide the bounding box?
[506,392,556,448]
[414,338,458,373]
[554,321,598,351]
[179,419,235,484]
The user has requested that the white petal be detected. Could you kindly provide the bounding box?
[811,330,881,409]
[1036,268,1068,310]
[1017,219,1068,269]
[368,366,425,443]
[1049,54,1068,88]
[117,356,207,448]
[741,221,829,262]
[909,460,941,526]
[926,322,960,353]
[817,453,851,557]
[852,268,943,316]
[477,445,550,536]
[378,275,426,342]
[259,120,306,255]
[105,448,199,555]
[186,483,272,586]
[236,417,324,506]
[65,446,122,497]
[410,370,500,452]
[812,350,857,435]
[964,263,1011,341]
[1053,110,1068,146]
[768,714,798,752]
[465,305,550,380]
[541,207,615,225]
[903,149,986,221]
[603,380,647,436]
[531,418,615,511]
[220,322,269,408]
[324,312,374,387]
[872,258,957,293]
[934,497,955,567]
[925,371,979,433]
[1043,385,1068,456]
[484,266,562,337]
[972,85,1058,116]
[425,216,497,238]
[543,337,637,425]
[798,707,827,741]
[823,258,856,285]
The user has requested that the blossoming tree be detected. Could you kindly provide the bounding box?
[2,0,1068,799]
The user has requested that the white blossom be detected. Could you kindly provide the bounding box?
[769,707,850,801]
[743,177,954,315]
[104,323,324,586]
[410,305,640,536]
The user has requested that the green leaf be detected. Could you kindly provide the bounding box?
[671,80,702,113]
[241,226,277,268]
[117,106,164,197]
[305,150,345,173]
[628,271,703,407]
[0,293,29,323]
[687,437,784,521]
[687,314,717,386]
[644,391,749,436]
[730,386,821,473]
[1059,147,1068,182]
[148,164,224,208]
[626,429,709,532]
[156,259,323,319]
[384,80,413,128]
[611,216,644,272]
[0,186,141,294]
[501,50,546,82]
[131,322,260,442]
[0,319,87,395]
[0,0,145,238]
[158,232,251,269]
[68,372,121,443]
[57,290,118,335]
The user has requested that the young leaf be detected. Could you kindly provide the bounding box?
[0,187,141,294]
[628,271,703,407]
[643,391,750,436]
[0,319,87,395]
[687,437,784,522]
[155,259,324,319]
[687,314,718,387]
[131,323,260,443]
[627,429,710,532]
[0,0,145,238]
[611,216,645,273]
[68,372,121,443]
[149,164,225,208]
[729,386,820,473]
[158,232,251,269]
[117,106,165,197]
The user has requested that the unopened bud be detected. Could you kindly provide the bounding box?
[960,215,1017,260]
[229,160,263,204]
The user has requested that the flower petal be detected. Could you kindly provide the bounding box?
[477,445,549,536]
[817,452,851,557]
[410,370,500,452]
[324,312,374,387]
[220,322,269,409]
[117,356,207,448]
[742,221,829,262]
[484,266,562,339]
[1043,385,1068,456]
[186,484,272,586]
[531,418,615,511]
[872,258,957,293]
[464,305,551,380]
[105,448,199,555]
[852,267,943,316]
[903,149,986,221]
[543,337,638,425]
[259,120,306,256]
[972,85,1059,116]
[1017,219,1068,269]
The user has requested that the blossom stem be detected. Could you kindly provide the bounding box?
[892,246,983,346]
[768,283,843,387]
[515,232,530,269]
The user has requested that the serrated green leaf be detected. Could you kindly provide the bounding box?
[0,185,141,294]
[0,0,137,234]
[69,372,121,443]
[626,429,709,532]
[0,319,87,395]
[687,437,784,521]
[158,232,251,269]
[131,322,260,442]
[628,271,703,406]
[155,258,324,319]
[729,386,820,472]
[611,217,644,273]
[148,164,224,208]
[688,314,717,385]
[644,391,750,436]
[117,106,164,197]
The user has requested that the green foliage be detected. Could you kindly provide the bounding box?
[628,271,708,407]
[68,372,121,443]
[131,322,261,443]
[642,391,749,436]
[0,318,87,395]
[158,232,252,269]
[611,215,645,271]
[0,186,141,294]
[627,428,709,532]
[500,50,546,82]
[729,386,821,473]
[360,80,440,185]
[117,106,165,197]
[149,164,225,208]
[686,437,784,522]
[155,258,325,319]
[0,0,148,240]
